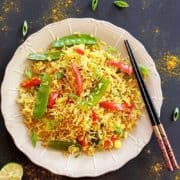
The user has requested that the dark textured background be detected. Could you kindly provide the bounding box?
[0,0,179,179]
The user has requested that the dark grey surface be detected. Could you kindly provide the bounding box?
[0,0,179,179]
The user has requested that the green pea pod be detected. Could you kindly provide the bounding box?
[80,78,110,110]
[52,34,97,48]
[48,140,80,151]
[33,73,51,119]
[28,51,62,61]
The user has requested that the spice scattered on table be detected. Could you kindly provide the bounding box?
[0,0,20,32]
[157,53,180,79]
[149,162,163,177]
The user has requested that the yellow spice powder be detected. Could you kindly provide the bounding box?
[157,53,180,79]
[149,162,163,177]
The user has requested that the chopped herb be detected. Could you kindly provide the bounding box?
[24,66,33,79]
[55,72,63,80]
[139,65,150,78]
[92,0,99,11]
[114,126,123,135]
[22,20,28,37]
[173,107,179,121]
[31,131,38,147]
[114,0,129,8]
[106,46,117,53]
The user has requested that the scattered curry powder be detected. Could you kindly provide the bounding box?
[39,0,79,26]
[149,162,163,177]
[0,0,20,32]
[157,53,180,79]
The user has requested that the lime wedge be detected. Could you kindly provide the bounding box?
[0,162,23,180]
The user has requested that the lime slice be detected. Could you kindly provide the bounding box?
[0,162,23,180]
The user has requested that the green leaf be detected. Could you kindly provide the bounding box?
[114,0,129,8]
[138,65,150,78]
[28,51,62,61]
[31,131,38,147]
[24,66,33,79]
[52,34,97,48]
[22,20,28,37]
[92,0,99,11]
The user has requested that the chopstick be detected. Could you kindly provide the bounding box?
[124,40,179,171]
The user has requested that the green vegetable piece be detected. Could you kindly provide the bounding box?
[173,107,179,121]
[24,66,33,79]
[139,65,150,78]
[48,140,80,151]
[55,72,63,80]
[114,0,129,8]
[52,34,97,48]
[80,78,110,110]
[22,20,28,37]
[92,0,99,11]
[28,51,62,61]
[31,131,38,147]
[106,46,117,53]
[33,73,51,119]
[114,126,123,135]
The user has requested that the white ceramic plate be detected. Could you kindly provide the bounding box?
[1,18,163,177]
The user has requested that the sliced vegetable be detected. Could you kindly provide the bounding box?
[114,0,129,8]
[100,101,133,112]
[111,135,118,142]
[48,140,80,151]
[80,78,110,110]
[114,126,123,135]
[104,139,112,149]
[107,61,133,75]
[33,74,51,119]
[92,0,99,11]
[24,66,33,79]
[22,20,28,37]
[74,48,85,55]
[106,46,117,53]
[139,65,150,78]
[91,111,100,123]
[55,71,63,80]
[0,162,23,179]
[173,107,179,121]
[77,135,88,147]
[48,92,59,108]
[28,51,62,61]
[71,63,83,96]
[21,77,41,88]
[52,34,97,48]
[31,131,38,147]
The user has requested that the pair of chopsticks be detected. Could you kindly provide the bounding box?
[124,40,179,171]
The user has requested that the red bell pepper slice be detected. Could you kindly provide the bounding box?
[48,92,59,108]
[91,111,100,123]
[77,135,88,147]
[100,101,134,112]
[103,139,112,149]
[21,77,41,88]
[107,61,133,75]
[71,63,83,96]
[74,48,85,55]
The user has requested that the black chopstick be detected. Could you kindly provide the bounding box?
[124,40,179,171]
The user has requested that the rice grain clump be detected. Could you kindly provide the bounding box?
[17,34,144,155]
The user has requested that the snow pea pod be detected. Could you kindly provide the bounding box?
[28,51,62,61]
[48,140,80,151]
[33,73,51,119]
[80,78,110,110]
[52,34,97,48]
